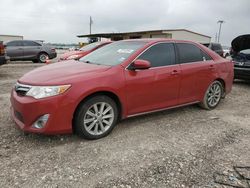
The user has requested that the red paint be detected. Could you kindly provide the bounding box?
[59,42,112,61]
[10,39,234,135]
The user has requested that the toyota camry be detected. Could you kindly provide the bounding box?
[10,39,234,139]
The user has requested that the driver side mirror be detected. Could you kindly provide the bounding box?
[128,59,151,70]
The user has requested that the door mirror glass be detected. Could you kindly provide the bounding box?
[129,59,151,70]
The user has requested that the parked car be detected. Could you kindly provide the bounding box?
[222,46,231,58]
[202,42,224,57]
[5,40,57,63]
[231,34,250,80]
[59,41,112,61]
[11,39,233,139]
[0,41,9,66]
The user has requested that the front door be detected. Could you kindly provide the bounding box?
[125,42,180,115]
[22,41,41,59]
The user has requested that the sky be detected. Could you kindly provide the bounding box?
[0,0,249,45]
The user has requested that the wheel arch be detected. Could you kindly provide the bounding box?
[72,91,123,132]
[215,78,226,97]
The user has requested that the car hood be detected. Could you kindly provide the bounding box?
[61,50,89,59]
[231,34,250,52]
[18,61,111,85]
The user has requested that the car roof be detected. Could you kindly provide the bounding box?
[122,38,201,45]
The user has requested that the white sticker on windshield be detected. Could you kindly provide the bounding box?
[117,49,134,54]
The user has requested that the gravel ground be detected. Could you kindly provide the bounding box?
[0,62,249,188]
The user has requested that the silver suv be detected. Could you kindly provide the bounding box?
[5,40,57,63]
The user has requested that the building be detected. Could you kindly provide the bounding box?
[0,34,23,42]
[78,29,211,43]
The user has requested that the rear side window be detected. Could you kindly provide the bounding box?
[23,41,41,46]
[138,43,175,67]
[7,41,23,47]
[177,43,203,63]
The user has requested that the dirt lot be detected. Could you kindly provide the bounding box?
[0,62,249,188]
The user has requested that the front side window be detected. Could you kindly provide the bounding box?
[138,43,176,67]
[23,41,41,47]
[177,43,204,63]
[80,41,147,66]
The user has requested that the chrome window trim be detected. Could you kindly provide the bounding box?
[125,42,213,71]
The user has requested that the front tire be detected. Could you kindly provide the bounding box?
[74,95,118,140]
[200,81,223,110]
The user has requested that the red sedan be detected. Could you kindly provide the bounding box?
[11,39,233,139]
[59,41,112,61]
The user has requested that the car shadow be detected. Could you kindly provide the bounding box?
[233,79,250,87]
[16,104,201,146]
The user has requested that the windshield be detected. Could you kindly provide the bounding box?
[79,41,147,66]
[79,42,103,51]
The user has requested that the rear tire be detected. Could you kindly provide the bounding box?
[200,81,223,110]
[74,95,118,140]
[38,53,49,63]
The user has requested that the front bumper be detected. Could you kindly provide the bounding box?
[234,67,250,80]
[10,89,73,135]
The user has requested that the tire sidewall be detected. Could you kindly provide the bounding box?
[74,96,118,140]
[204,81,223,109]
[38,53,48,63]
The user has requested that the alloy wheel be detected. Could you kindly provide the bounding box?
[83,102,114,136]
[39,54,48,63]
[207,82,222,107]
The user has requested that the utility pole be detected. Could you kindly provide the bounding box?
[89,16,93,34]
[217,20,225,43]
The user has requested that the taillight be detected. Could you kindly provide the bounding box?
[0,44,5,55]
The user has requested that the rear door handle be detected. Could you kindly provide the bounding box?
[171,70,179,75]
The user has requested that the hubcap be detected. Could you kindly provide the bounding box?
[207,83,221,107]
[40,54,48,62]
[83,102,114,136]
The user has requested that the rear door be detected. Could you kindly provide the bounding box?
[176,43,216,104]
[125,42,181,115]
[22,41,42,59]
[6,41,23,59]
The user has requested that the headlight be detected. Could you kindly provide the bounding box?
[26,85,71,99]
[66,55,80,60]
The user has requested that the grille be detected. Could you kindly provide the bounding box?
[15,83,31,96]
[234,61,250,68]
